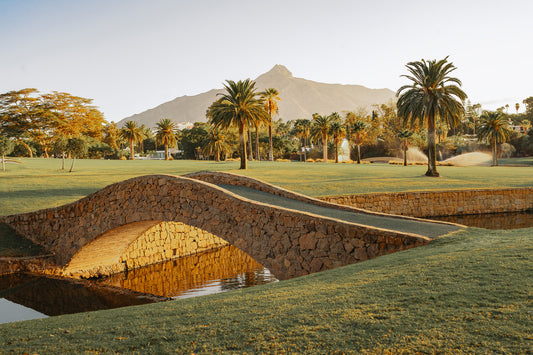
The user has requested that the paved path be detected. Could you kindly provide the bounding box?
[218,184,461,239]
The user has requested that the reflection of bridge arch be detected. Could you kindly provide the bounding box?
[1,173,444,280]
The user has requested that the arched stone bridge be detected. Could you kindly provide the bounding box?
[0,172,461,280]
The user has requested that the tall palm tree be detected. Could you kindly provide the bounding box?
[207,79,269,169]
[515,103,520,114]
[311,113,336,162]
[349,120,366,164]
[120,121,144,160]
[293,119,311,161]
[203,127,230,162]
[396,57,467,176]
[260,88,281,161]
[477,111,512,166]
[155,118,177,160]
[329,120,346,163]
[398,129,414,166]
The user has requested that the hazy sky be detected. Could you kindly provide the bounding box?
[1,0,531,122]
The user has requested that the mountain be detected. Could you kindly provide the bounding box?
[117,65,395,128]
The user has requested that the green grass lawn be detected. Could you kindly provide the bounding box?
[0,158,532,353]
[1,157,532,216]
[0,228,531,353]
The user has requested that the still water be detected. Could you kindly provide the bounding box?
[0,245,277,325]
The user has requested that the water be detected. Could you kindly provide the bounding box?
[0,245,277,324]
[405,147,428,163]
[441,152,491,166]
[427,211,533,230]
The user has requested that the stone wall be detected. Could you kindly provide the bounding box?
[0,174,430,280]
[321,188,533,217]
[120,222,228,271]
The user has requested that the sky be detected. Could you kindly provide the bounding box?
[1,0,532,122]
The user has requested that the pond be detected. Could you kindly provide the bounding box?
[0,245,277,325]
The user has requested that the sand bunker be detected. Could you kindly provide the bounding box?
[442,152,492,166]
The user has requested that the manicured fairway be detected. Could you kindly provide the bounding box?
[1,158,532,216]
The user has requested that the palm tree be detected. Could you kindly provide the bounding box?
[329,120,346,163]
[120,121,145,160]
[207,79,269,169]
[396,57,467,176]
[349,120,366,164]
[311,113,336,162]
[260,88,281,161]
[155,118,177,160]
[515,103,520,114]
[203,127,230,162]
[398,129,414,166]
[292,119,311,161]
[477,111,512,166]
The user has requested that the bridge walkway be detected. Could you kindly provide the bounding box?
[217,184,461,239]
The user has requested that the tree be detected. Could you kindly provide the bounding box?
[203,127,231,162]
[329,120,346,163]
[66,138,88,172]
[53,137,68,169]
[477,111,512,166]
[0,136,14,172]
[292,119,311,161]
[120,121,145,160]
[349,120,367,164]
[311,113,336,162]
[396,57,467,176]
[207,79,269,170]
[260,88,281,161]
[515,103,520,114]
[398,129,414,166]
[155,118,177,160]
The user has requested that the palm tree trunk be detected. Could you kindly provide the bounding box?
[303,138,307,162]
[426,116,439,176]
[492,140,498,166]
[268,124,273,161]
[69,156,75,173]
[62,152,65,170]
[255,124,260,161]
[247,126,253,160]
[130,139,135,160]
[335,141,339,163]
[215,145,220,162]
[322,132,328,163]
[164,144,169,160]
[239,124,247,170]
[357,144,361,164]
[403,146,408,166]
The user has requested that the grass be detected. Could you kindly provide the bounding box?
[0,157,532,216]
[0,228,531,353]
[0,158,532,353]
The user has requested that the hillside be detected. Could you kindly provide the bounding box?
[118,65,395,128]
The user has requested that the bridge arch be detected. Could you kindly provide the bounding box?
[0,174,432,280]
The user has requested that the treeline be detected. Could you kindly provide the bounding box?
[2,87,533,168]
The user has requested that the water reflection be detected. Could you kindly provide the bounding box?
[0,273,153,324]
[100,245,277,298]
[428,211,533,230]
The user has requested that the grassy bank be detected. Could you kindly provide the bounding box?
[1,158,532,216]
[0,227,531,353]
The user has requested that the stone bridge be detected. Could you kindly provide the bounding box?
[0,172,461,280]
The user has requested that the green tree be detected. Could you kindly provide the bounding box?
[477,111,512,166]
[155,118,177,160]
[260,88,281,161]
[0,136,14,172]
[120,121,145,160]
[329,120,346,163]
[203,127,231,162]
[396,57,467,176]
[311,113,336,162]
[66,137,88,172]
[53,137,68,169]
[349,120,367,164]
[398,129,414,166]
[208,79,269,169]
[292,119,311,161]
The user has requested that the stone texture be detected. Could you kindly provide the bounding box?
[0,173,432,280]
